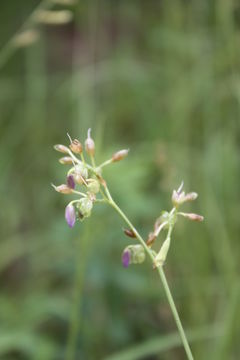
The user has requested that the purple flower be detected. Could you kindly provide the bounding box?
[67,175,75,189]
[65,204,76,228]
[122,249,131,268]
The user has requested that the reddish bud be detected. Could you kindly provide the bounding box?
[179,212,204,222]
[69,139,83,154]
[123,228,136,238]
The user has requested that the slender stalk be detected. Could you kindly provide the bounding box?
[104,185,194,360]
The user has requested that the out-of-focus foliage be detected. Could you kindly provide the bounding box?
[0,0,240,359]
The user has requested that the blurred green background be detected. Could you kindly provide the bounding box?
[0,0,240,359]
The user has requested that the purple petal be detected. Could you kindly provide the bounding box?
[67,175,75,189]
[65,204,76,228]
[122,249,131,268]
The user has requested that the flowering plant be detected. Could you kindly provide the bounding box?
[53,129,203,360]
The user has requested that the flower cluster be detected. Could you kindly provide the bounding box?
[53,131,203,269]
[52,129,129,229]
[147,182,203,268]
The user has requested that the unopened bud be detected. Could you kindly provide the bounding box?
[112,149,129,162]
[59,156,73,165]
[73,164,88,184]
[69,139,83,154]
[154,237,171,267]
[77,197,93,218]
[65,203,76,228]
[122,248,131,268]
[52,184,73,194]
[87,179,100,194]
[121,245,145,268]
[123,228,136,238]
[54,144,69,154]
[67,175,75,189]
[85,128,95,156]
[179,212,204,222]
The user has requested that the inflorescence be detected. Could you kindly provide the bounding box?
[52,129,203,269]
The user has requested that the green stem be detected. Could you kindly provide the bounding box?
[105,186,194,360]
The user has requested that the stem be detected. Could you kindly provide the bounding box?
[105,186,194,360]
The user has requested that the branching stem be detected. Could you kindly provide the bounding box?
[104,185,194,360]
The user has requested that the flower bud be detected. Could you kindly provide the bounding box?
[54,144,69,154]
[59,156,73,165]
[121,245,146,268]
[69,139,83,154]
[52,184,73,194]
[65,204,76,228]
[112,149,129,162]
[67,175,75,189]
[85,128,95,156]
[179,212,204,222]
[87,179,100,194]
[131,245,146,264]
[122,248,131,268]
[172,189,198,207]
[154,237,171,267]
[123,228,136,238]
[73,164,88,184]
[77,198,93,218]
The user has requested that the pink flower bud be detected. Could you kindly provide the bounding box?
[52,184,73,194]
[85,128,95,156]
[65,204,76,228]
[122,249,131,268]
[179,212,204,222]
[112,149,129,162]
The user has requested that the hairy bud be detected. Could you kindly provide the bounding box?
[54,144,69,154]
[87,179,100,194]
[65,204,76,228]
[85,128,95,156]
[77,198,93,218]
[112,149,129,162]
